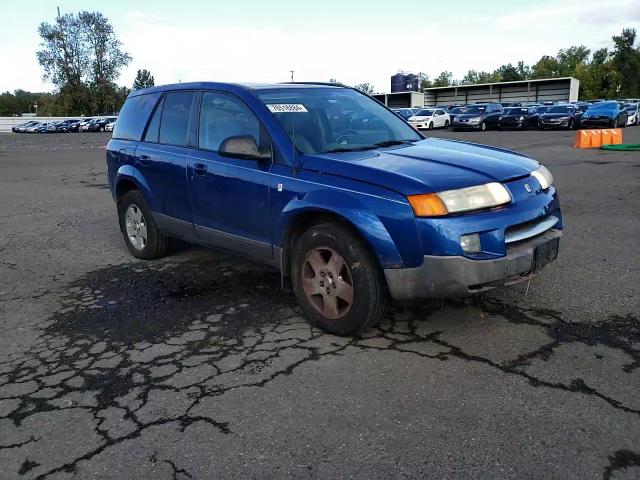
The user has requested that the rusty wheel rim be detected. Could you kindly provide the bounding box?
[301,246,354,320]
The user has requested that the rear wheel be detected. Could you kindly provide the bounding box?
[428,122,434,130]
[118,190,168,260]
[480,122,487,131]
[444,120,450,128]
[291,222,388,336]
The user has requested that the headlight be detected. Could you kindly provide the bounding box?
[519,116,525,121]
[499,116,503,121]
[407,182,511,217]
[531,165,553,189]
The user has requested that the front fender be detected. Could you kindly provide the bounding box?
[278,189,409,269]
[115,165,157,211]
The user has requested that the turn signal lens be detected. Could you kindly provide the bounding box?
[407,193,448,217]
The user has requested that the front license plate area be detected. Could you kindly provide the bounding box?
[533,238,559,272]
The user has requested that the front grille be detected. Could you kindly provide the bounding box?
[505,215,559,244]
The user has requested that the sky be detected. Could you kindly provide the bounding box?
[1,0,639,93]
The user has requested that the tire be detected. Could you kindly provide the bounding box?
[117,190,168,260]
[444,120,450,128]
[609,119,616,128]
[291,222,388,336]
[568,120,574,130]
[480,122,487,131]
[99,126,105,132]
[428,122,434,130]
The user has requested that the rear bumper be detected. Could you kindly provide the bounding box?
[384,229,562,300]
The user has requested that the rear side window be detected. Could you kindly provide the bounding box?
[113,92,161,141]
[159,91,195,146]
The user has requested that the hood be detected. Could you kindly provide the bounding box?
[456,113,486,119]
[408,116,432,121]
[300,137,539,195]
[541,113,574,119]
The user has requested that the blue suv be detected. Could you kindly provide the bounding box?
[107,82,562,335]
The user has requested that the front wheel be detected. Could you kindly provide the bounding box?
[428,122,434,130]
[291,222,388,336]
[480,122,487,131]
[568,120,574,130]
[118,190,169,260]
[444,120,450,128]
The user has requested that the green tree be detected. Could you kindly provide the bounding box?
[494,63,524,82]
[133,69,155,90]
[611,28,640,97]
[417,72,432,90]
[432,71,454,87]
[353,83,375,94]
[531,55,561,79]
[556,45,591,76]
[36,10,131,115]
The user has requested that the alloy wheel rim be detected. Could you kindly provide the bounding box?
[301,246,354,320]
[125,204,147,251]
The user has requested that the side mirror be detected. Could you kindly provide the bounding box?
[219,135,269,160]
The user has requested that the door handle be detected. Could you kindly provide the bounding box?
[136,154,151,166]
[193,163,207,176]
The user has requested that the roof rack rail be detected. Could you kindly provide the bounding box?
[279,81,351,88]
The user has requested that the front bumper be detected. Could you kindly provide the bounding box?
[384,229,562,300]
[452,121,482,129]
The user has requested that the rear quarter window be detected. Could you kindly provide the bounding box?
[112,92,162,141]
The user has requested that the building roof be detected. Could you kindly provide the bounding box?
[422,77,578,91]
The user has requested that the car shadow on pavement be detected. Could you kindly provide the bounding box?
[1,253,639,478]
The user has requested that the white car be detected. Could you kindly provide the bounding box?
[408,108,450,130]
[625,103,639,126]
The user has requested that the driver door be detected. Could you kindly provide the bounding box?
[187,91,273,261]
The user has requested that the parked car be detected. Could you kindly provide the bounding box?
[393,108,418,120]
[46,121,64,133]
[34,122,51,133]
[447,106,465,124]
[87,117,116,132]
[498,107,538,129]
[12,120,39,133]
[80,118,100,132]
[105,118,117,132]
[107,82,562,335]
[580,101,628,128]
[452,103,504,131]
[538,105,582,129]
[54,119,82,132]
[624,103,639,126]
[407,108,450,130]
[23,122,43,133]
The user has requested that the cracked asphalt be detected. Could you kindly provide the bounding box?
[0,128,639,479]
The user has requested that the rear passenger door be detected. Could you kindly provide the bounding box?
[135,91,197,239]
[187,91,273,261]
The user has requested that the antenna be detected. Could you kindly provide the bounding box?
[290,70,294,82]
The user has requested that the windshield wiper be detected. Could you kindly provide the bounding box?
[373,139,415,147]
[322,139,415,154]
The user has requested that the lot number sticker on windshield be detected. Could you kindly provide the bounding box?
[267,104,308,113]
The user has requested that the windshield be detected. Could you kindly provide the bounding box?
[449,107,463,114]
[625,104,638,111]
[548,105,575,113]
[462,105,486,114]
[415,109,434,116]
[505,108,529,115]
[256,87,421,154]
[588,102,617,113]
